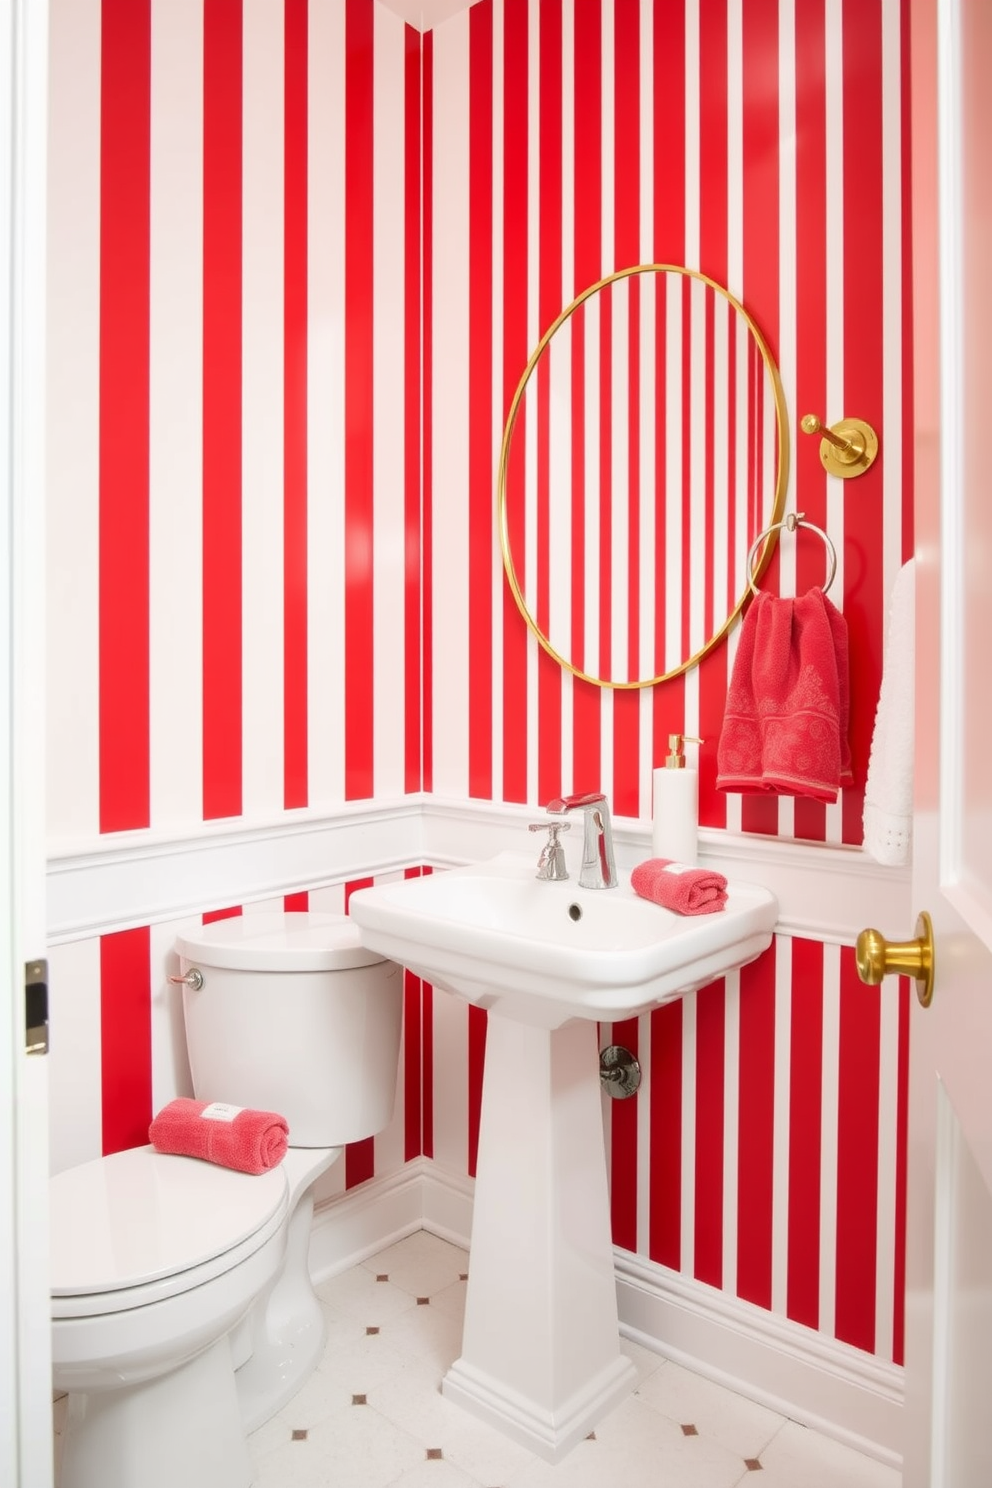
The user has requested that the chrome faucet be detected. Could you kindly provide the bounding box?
[545,792,618,889]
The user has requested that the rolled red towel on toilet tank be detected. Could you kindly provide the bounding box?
[148,1097,289,1174]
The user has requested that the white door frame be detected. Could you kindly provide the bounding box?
[3,0,53,1483]
[903,1,992,1483]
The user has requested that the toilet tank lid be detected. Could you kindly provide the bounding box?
[176,910,388,972]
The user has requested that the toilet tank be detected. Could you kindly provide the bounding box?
[175,911,403,1147]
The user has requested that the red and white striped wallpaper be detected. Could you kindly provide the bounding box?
[430,0,910,837]
[45,0,911,1370]
[47,0,422,839]
[603,943,908,1363]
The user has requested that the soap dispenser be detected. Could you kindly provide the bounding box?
[652,734,702,864]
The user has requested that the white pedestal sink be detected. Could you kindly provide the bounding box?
[443,1013,635,1459]
[350,852,778,1460]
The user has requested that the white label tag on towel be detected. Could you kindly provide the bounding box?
[200,1101,243,1122]
[662,862,690,875]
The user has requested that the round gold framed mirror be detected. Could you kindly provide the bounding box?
[497,264,789,688]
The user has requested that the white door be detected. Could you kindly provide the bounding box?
[2,0,54,1484]
[894,2,992,1484]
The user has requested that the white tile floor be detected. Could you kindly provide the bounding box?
[247,1230,902,1488]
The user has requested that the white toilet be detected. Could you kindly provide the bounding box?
[51,910,402,1488]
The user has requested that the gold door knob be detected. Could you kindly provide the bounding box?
[856,910,935,1007]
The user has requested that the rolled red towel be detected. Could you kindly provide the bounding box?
[631,858,729,916]
[148,1097,289,1175]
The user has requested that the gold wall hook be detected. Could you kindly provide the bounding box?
[801,412,879,478]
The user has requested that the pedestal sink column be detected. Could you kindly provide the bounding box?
[441,1011,636,1461]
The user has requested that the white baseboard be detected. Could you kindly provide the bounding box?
[307,1158,902,1468]
[307,1157,474,1282]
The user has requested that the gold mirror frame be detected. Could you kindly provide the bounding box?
[497,264,790,688]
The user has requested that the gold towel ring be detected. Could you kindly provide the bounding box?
[746,512,838,596]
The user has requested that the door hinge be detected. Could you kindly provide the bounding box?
[25,959,48,1055]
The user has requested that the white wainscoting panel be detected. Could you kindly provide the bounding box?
[47,795,910,947]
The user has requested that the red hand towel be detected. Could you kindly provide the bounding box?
[717,588,852,801]
[631,858,729,915]
[148,1097,289,1175]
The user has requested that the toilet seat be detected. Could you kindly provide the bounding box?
[51,1146,288,1319]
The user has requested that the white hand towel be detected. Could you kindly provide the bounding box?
[863,559,915,865]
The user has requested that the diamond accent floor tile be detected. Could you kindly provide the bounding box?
[501,1396,747,1488]
[33,1226,888,1488]
[300,1238,900,1488]
[253,1397,424,1488]
[636,1358,786,1460]
[316,1263,420,1326]
[753,1419,901,1488]
[375,1293,465,1382]
[51,1228,898,1488]
[362,1230,470,1299]
[365,1355,533,1485]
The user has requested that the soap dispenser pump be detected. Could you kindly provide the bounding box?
[652,734,702,864]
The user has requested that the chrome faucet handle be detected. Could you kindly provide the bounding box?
[546,791,606,813]
[529,820,570,881]
[544,792,618,889]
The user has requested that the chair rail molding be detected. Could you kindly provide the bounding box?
[47,794,910,946]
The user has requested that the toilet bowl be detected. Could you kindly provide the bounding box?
[51,910,402,1488]
[52,1147,289,1488]
[226,1144,342,1431]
